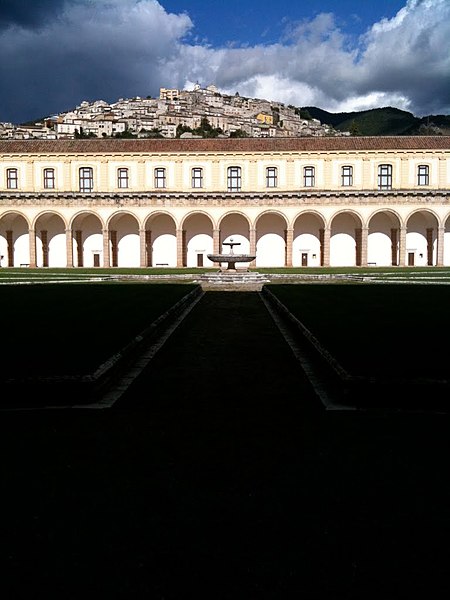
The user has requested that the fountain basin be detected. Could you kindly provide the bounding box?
[207,253,256,271]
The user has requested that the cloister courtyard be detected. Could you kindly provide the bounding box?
[1,266,450,598]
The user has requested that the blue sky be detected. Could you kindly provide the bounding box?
[0,0,448,124]
[162,0,407,46]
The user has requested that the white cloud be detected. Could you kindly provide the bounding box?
[223,75,319,106]
[332,93,412,114]
[354,0,450,114]
[168,0,450,116]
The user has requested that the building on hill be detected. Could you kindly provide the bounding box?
[159,88,180,102]
[2,85,350,140]
[0,136,449,269]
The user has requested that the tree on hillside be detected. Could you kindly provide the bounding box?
[74,127,96,138]
[418,123,442,135]
[176,124,193,137]
[349,120,361,136]
[229,129,248,138]
[114,130,137,138]
[144,128,164,138]
[193,117,223,138]
[299,109,312,120]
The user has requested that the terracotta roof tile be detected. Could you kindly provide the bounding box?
[0,136,449,155]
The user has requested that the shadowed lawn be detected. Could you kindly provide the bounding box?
[268,283,450,380]
[3,281,450,388]
[1,287,450,597]
[3,280,450,382]
[1,283,197,378]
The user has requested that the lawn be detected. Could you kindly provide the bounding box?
[3,275,450,412]
[267,283,450,381]
[1,282,198,378]
[3,278,450,383]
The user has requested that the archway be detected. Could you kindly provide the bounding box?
[145,213,177,267]
[108,213,140,267]
[218,213,251,268]
[255,212,287,267]
[183,213,214,268]
[0,212,30,267]
[71,212,103,267]
[367,211,401,267]
[35,213,66,267]
[330,212,362,267]
[292,212,324,267]
[406,211,438,266]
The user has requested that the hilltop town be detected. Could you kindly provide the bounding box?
[0,83,350,140]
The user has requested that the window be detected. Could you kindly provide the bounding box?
[43,168,55,189]
[6,168,18,189]
[418,165,429,186]
[303,166,315,187]
[117,168,129,189]
[154,167,166,189]
[191,167,203,188]
[227,166,241,192]
[266,167,278,188]
[378,164,392,190]
[341,165,353,187]
[79,167,93,192]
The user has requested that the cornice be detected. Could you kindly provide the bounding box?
[1,189,450,207]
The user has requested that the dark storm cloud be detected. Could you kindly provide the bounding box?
[0,0,193,123]
[0,0,67,30]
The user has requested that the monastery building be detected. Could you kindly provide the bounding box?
[0,136,449,269]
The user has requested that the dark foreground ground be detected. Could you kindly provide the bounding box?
[1,292,450,598]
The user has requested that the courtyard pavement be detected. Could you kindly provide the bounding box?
[1,290,450,598]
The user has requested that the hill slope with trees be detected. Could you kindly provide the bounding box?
[303,106,450,136]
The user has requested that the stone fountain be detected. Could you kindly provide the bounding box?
[201,238,268,289]
[207,239,255,271]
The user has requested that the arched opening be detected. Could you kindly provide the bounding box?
[108,213,140,267]
[330,212,362,267]
[183,213,214,268]
[293,212,324,267]
[145,213,177,267]
[255,213,287,267]
[367,211,401,267]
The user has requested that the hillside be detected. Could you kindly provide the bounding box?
[5,88,450,139]
[303,106,450,136]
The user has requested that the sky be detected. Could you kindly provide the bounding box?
[0,0,449,124]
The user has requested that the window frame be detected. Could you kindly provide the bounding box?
[378,164,392,190]
[227,166,241,192]
[117,167,129,189]
[191,167,203,189]
[417,164,429,186]
[303,166,315,187]
[341,165,353,187]
[154,167,166,189]
[266,166,278,188]
[6,168,18,190]
[79,167,94,193]
[43,168,55,189]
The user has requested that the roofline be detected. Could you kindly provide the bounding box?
[1,136,449,155]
